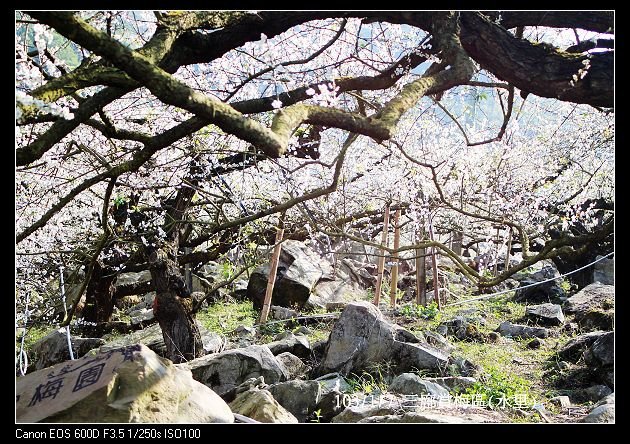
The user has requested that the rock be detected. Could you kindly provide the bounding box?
[315,302,449,377]
[423,376,477,392]
[185,345,288,397]
[247,240,328,310]
[331,397,399,423]
[314,389,345,422]
[311,339,328,362]
[101,322,224,357]
[357,411,501,423]
[29,328,105,371]
[497,321,550,339]
[271,305,299,320]
[525,303,565,326]
[229,388,298,423]
[389,373,450,398]
[294,326,312,335]
[424,331,455,352]
[16,344,233,423]
[448,356,482,377]
[269,380,321,422]
[584,331,614,367]
[115,270,151,286]
[308,279,366,310]
[527,338,543,349]
[584,385,612,402]
[486,332,501,343]
[266,332,311,359]
[558,331,607,363]
[315,372,352,394]
[593,255,614,285]
[557,361,570,370]
[595,392,614,407]
[582,404,615,423]
[128,308,155,326]
[562,322,579,334]
[550,396,571,408]
[275,352,308,379]
[438,317,484,341]
[513,277,565,304]
[564,283,614,331]
[234,325,256,339]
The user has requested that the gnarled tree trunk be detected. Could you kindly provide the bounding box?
[81,260,116,323]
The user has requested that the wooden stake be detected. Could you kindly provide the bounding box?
[389,208,401,308]
[415,225,426,306]
[505,227,513,271]
[259,226,284,324]
[428,220,440,309]
[374,206,390,306]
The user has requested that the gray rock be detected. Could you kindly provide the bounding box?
[438,317,483,341]
[269,380,322,422]
[584,385,612,402]
[525,303,565,326]
[229,388,298,423]
[128,308,155,326]
[308,279,366,310]
[294,326,312,336]
[423,376,477,392]
[389,373,450,398]
[550,396,572,408]
[357,411,502,423]
[558,331,607,363]
[314,372,352,394]
[247,240,328,310]
[564,283,614,331]
[314,389,345,422]
[595,392,614,407]
[275,352,308,379]
[185,345,288,396]
[271,305,299,320]
[16,344,233,423]
[115,270,151,286]
[497,321,550,339]
[266,332,311,359]
[315,302,449,377]
[593,255,614,285]
[234,325,256,339]
[331,397,400,423]
[423,331,455,353]
[527,338,543,349]
[101,322,224,357]
[584,331,614,367]
[582,404,615,423]
[29,328,105,371]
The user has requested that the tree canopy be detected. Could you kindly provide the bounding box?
[16,11,613,340]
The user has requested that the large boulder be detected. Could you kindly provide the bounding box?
[265,332,311,359]
[513,277,566,304]
[29,328,105,371]
[315,302,449,377]
[564,283,614,331]
[229,388,298,423]
[16,344,233,423]
[558,331,607,363]
[582,393,615,423]
[584,331,614,367]
[268,380,322,422]
[247,240,329,310]
[275,352,309,379]
[389,373,450,398]
[308,278,367,309]
[525,303,565,326]
[593,255,614,285]
[185,345,288,396]
[101,322,224,357]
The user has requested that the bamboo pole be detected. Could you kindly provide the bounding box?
[389,208,401,308]
[415,227,427,306]
[428,219,440,309]
[374,206,390,306]
[259,225,284,324]
[505,227,513,271]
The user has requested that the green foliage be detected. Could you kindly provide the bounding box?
[346,370,388,394]
[399,301,441,320]
[19,324,54,352]
[196,300,256,335]
[113,194,129,208]
[465,366,532,406]
[219,261,236,280]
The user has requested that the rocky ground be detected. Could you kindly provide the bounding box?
[16,240,614,424]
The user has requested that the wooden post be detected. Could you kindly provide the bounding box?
[428,220,440,309]
[505,227,513,271]
[389,208,401,308]
[415,226,427,306]
[259,225,284,324]
[374,206,390,306]
[493,225,501,277]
